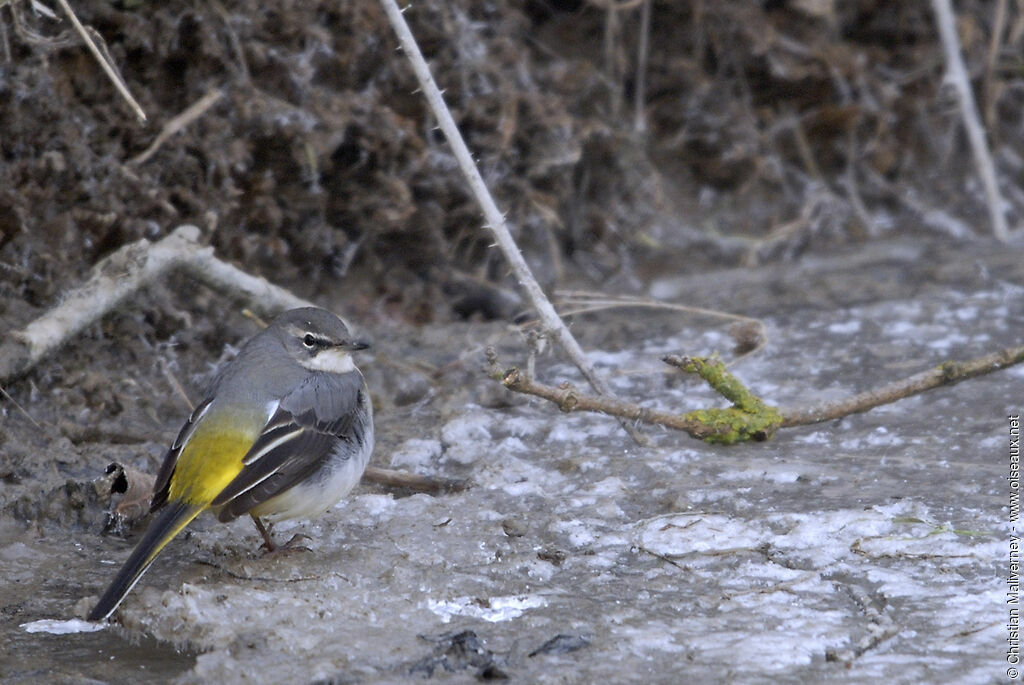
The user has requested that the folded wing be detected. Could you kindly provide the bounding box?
[210,371,367,521]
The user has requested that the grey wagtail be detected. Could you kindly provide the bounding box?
[87,307,374,621]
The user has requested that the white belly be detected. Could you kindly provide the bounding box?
[250,424,374,522]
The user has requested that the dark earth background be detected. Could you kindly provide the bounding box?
[3,0,1021,324]
[0,0,1022,682]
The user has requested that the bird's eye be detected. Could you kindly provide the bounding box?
[302,333,316,348]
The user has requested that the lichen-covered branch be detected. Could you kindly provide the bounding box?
[662,355,783,443]
[489,342,1024,444]
[487,351,781,444]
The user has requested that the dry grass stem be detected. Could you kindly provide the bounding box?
[930,0,1009,242]
[553,291,768,361]
[54,0,146,122]
[130,90,223,165]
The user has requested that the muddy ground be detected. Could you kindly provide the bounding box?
[0,0,1022,682]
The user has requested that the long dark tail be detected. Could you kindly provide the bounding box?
[87,500,203,621]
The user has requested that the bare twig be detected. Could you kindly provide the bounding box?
[379,0,646,445]
[982,0,1009,132]
[362,466,468,494]
[53,0,146,122]
[0,383,41,427]
[602,0,622,118]
[779,341,1024,426]
[930,0,1009,242]
[130,90,223,165]
[0,5,11,62]
[489,357,721,440]
[841,130,879,236]
[633,0,651,133]
[551,291,768,362]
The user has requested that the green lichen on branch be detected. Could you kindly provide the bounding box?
[486,348,784,444]
[666,355,783,444]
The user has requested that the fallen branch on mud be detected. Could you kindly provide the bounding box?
[487,342,1024,444]
[0,225,311,385]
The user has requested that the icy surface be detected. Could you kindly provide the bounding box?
[2,242,1019,682]
[21,618,106,635]
[123,280,1014,682]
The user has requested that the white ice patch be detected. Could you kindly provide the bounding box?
[926,331,972,352]
[439,411,494,465]
[440,411,493,446]
[635,513,772,556]
[425,594,547,623]
[388,438,442,470]
[617,623,686,654]
[719,466,802,484]
[864,426,904,446]
[827,320,861,334]
[585,349,637,368]
[352,493,397,520]
[21,618,105,634]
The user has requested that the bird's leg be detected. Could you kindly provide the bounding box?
[250,515,278,552]
[250,514,311,555]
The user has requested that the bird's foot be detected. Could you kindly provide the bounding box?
[260,533,312,556]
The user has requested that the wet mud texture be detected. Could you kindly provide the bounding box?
[0,239,1019,683]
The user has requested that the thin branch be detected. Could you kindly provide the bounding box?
[130,89,223,165]
[362,466,468,494]
[0,383,41,427]
[54,0,146,122]
[550,291,768,362]
[488,351,781,443]
[633,0,651,133]
[930,0,1009,242]
[982,0,1009,132]
[488,357,719,439]
[379,0,646,445]
[779,341,1024,426]
[602,0,622,119]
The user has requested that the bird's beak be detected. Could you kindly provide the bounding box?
[341,339,371,351]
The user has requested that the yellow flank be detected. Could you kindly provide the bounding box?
[168,410,262,505]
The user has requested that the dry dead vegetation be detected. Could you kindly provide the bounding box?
[1,0,1021,326]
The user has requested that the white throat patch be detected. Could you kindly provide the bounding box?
[302,347,356,373]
